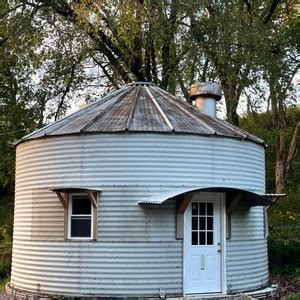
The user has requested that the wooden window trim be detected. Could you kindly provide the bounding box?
[55,190,98,241]
[264,207,269,238]
[226,194,241,240]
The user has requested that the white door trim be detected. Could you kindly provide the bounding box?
[183,192,226,296]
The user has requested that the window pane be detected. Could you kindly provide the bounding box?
[199,203,206,215]
[207,217,213,230]
[192,202,198,215]
[199,232,206,245]
[71,218,91,237]
[192,232,198,245]
[199,217,205,230]
[207,203,213,215]
[192,217,198,230]
[72,196,91,215]
[207,232,213,245]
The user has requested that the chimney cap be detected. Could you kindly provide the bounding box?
[189,82,222,101]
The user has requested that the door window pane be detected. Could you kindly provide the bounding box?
[199,217,205,230]
[207,217,213,230]
[199,203,206,215]
[207,232,213,245]
[192,232,198,245]
[192,203,198,215]
[191,201,214,246]
[207,203,213,215]
[199,232,206,245]
[192,217,198,230]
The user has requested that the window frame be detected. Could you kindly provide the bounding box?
[67,193,95,240]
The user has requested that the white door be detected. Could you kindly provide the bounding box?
[184,193,223,294]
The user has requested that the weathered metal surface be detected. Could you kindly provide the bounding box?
[17,82,264,145]
[12,133,267,296]
[11,240,182,297]
[189,82,223,100]
[138,187,272,206]
[227,239,268,292]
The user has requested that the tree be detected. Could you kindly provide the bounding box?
[187,0,291,126]
[259,3,299,193]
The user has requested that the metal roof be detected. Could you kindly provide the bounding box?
[138,187,273,206]
[19,82,264,145]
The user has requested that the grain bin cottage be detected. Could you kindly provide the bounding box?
[7,82,275,298]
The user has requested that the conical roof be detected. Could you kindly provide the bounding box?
[19,82,264,145]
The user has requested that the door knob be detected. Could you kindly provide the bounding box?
[217,249,222,253]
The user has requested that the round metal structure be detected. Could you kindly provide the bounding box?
[8,82,268,298]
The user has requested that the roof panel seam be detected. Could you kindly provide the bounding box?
[153,86,217,134]
[145,87,174,131]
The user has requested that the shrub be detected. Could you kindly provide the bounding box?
[268,238,300,275]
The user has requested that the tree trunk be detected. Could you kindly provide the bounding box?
[275,129,286,193]
[222,82,240,126]
[285,122,300,177]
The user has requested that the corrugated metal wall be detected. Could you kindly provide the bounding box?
[227,204,268,291]
[12,133,267,296]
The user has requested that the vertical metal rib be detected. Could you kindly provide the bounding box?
[153,86,217,134]
[145,87,174,131]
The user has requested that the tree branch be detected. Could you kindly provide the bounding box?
[0,4,24,18]
[263,0,281,24]
[54,62,76,121]
[92,56,119,89]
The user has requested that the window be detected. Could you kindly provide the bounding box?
[68,194,94,239]
[191,201,214,245]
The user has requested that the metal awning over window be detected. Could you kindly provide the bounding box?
[50,186,101,209]
[138,187,284,207]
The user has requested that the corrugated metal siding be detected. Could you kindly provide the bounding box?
[231,204,264,240]
[15,134,265,191]
[226,239,268,292]
[32,189,64,240]
[12,133,267,296]
[11,240,182,296]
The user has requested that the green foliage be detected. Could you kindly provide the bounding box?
[0,256,11,278]
[241,106,300,276]
[268,239,300,276]
[0,276,10,293]
[240,106,300,192]
[289,293,300,300]
[0,0,298,285]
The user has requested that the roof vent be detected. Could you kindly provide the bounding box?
[189,82,222,117]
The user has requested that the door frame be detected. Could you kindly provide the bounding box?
[183,192,227,296]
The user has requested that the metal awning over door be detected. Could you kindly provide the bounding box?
[138,187,281,206]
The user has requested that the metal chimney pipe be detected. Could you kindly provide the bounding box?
[189,82,222,117]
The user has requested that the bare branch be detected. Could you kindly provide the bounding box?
[263,0,281,24]
[54,62,77,121]
[0,4,24,18]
